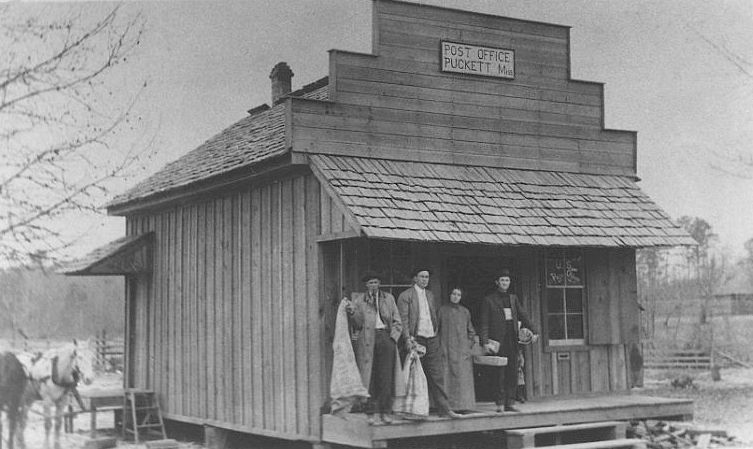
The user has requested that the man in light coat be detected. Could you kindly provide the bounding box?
[347,270,402,424]
[397,268,460,419]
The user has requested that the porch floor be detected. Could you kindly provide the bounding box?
[322,394,693,448]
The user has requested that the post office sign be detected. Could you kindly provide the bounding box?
[440,41,515,79]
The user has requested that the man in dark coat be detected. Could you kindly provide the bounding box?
[397,268,460,419]
[479,269,536,412]
[347,270,402,424]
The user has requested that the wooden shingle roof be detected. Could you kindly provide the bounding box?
[310,154,695,247]
[108,81,329,208]
[60,232,153,275]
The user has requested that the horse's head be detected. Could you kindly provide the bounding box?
[71,342,96,386]
[55,342,96,386]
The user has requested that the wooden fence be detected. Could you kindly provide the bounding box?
[642,347,711,370]
[95,330,124,372]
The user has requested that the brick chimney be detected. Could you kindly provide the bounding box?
[269,62,294,105]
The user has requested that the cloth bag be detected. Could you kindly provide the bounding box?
[392,349,429,419]
[329,300,369,415]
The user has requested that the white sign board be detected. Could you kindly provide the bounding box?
[440,41,515,79]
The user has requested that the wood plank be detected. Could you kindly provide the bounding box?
[271,183,284,431]
[260,185,274,430]
[222,195,233,423]
[280,179,296,434]
[189,204,198,415]
[619,249,639,344]
[551,352,558,395]
[378,34,568,76]
[377,15,570,60]
[241,190,253,427]
[375,1,569,41]
[295,137,632,177]
[250,188,264,429]
[293,104,632,148]
[557,354,571,395]
[335,81,602,127]
[574,350,591,394]
[320,187,332,235]
[306,175,324,439]
[198,202,208,418]
[589,346,610,393]
[609,345,628,391]
[212,199,222,421]
[232,193,243,424]
[205,200,216,420]
[160,211,169,411]
[607,251,622,346]
[175,207,184,416]
[293,176,309,436]
[586,249,615,345]
[332,49,602,97]
[331,64,607,121]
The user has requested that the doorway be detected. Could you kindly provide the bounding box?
[443,254,520,402]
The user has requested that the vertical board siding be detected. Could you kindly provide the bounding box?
[126,171,322,440]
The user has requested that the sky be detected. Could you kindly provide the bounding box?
[9,0,753,260]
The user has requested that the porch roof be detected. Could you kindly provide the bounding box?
[59,232,153,276]
[310,154,695,247]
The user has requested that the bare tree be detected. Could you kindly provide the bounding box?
[0,4,148,265]
[688,24,753,177]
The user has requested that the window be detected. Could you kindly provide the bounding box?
[368,240,414,296]
[545,250,585,346]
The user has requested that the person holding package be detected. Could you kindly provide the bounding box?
[437,287,477,413]
[397,268,461,419]
[479,269,536,412]
[346,270,403,424]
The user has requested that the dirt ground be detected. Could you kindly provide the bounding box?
[10,368,753,449]
[637,367,753,444]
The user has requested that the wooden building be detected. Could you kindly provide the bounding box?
[65,1,696,447]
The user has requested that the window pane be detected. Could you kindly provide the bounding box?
[546,255,565,286]
[548,315,565,339]
[547,289,564,313]
[565,289,583,313]
[564,253,584,286]
[566,314,584,339]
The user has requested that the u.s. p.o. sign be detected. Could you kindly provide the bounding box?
[440,41,515,79]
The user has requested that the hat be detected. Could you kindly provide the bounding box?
[360,270,382,283]
[518,327,534,345]
[412,267,431,277]
[498,268,512,279]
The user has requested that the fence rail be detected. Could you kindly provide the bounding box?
[95,330,124,371]
[642,348,711,370]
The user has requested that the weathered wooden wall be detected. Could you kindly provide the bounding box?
[531,248,638,397]
[125,170,327,441]
[291,0,636,177]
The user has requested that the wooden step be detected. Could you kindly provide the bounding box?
[541,438,646,449]
[505,421,627,449]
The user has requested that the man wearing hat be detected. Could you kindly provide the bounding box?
[397,268,459,418]
[479,269,536,412]
[346,270,402,423]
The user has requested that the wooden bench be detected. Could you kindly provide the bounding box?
[505,421,628,449]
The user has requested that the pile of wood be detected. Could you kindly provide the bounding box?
[627,421,738,449]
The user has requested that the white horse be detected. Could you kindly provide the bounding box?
[16,342,96,449]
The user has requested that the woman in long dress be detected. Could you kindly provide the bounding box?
[438,288,477,412]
